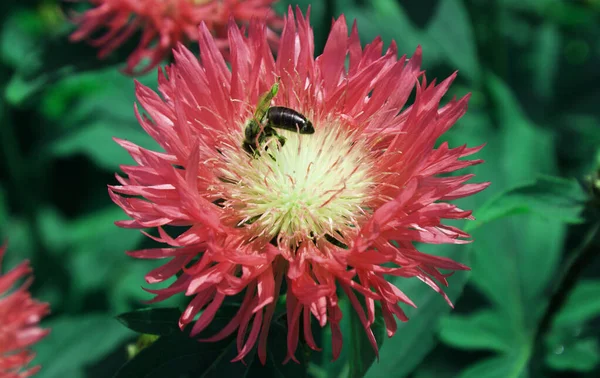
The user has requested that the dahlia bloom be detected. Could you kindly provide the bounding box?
[110,7,489,363]
[0,246,50,378]
[70,0,282,75]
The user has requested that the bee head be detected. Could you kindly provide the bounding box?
[299,120,315,134]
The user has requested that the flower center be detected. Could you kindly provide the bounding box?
[217,119,376,249]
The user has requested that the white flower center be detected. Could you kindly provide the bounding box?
[217,119,376,249]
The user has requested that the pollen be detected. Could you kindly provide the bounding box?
[219,120,376,248]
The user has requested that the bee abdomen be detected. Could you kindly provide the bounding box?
[267,106,315,134]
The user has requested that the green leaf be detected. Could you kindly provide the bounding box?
[50,121,157,171]
[315,294,385,378]
[247,323,309,378]
[467,175,587,231]
[66,207,142,248]
[339,0,479,81]
[459,354,530,378]
[435,71,571,378]
[36,207,70,251]
[116,308,182,336]
[43,69,159,170]
[426,0,481,83]
[546,338,600,373]
[545,277,600,373]
[0,9,44,69]
[342,0,427,62]
[438,310,514,353]
[554,114,600,177]
[469,215,565,326]
[410,346,464,378]
[498,0,554,13]
[554,280,600,327]
[36,206,152,312]
[364,244,471,378]
[316,301,349,378]
[499,0,598,27]
[348,304,385,378]
[513,216,567,314]
[543,2,596,27]
[34,314,135,378]
[0,186,7,230]
[0,217,36,269]
[486,72,557,181]
[467,73,566,316]
[5,72,49,105]
[113,327,250,378]
[115,318,308,378]
[108,260,186,314]
[40,74,100,121]
[4,19,143,105]
[530,23,560,102]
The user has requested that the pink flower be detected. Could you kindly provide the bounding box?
[0,246,50,378]
[70,0,282,75]
[110,7,489,363]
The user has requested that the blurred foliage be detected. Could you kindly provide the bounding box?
[0,0,599,377]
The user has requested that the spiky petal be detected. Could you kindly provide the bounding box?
[0,245,50,377]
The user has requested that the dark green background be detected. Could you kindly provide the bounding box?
[1,0,599,377]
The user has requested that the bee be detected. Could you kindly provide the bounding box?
[243,82,314,156]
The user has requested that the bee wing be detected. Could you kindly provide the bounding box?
[253,80,280,122]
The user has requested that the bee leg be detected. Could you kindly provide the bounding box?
[277,135,286,148]
[243,141,257,155]
[263,127,286,150]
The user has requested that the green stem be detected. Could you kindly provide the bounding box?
[534,222,600,340]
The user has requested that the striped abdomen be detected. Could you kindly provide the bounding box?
[267,106,315,134]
